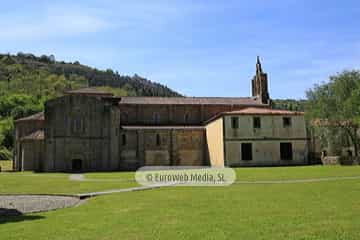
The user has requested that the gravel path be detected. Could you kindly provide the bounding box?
[0,195,81,216]
[76,185,168,199]
[69,174,85,181]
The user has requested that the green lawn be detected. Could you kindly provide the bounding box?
[234,165,360,181]
[0,166,360,239]
[0,171,137,194]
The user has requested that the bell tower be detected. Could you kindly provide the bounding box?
[252,56,270,104]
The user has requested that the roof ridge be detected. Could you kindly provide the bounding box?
[119,96,265,105]
[226,107,304,114]
[15,112,44,122]
[121,96,256,99]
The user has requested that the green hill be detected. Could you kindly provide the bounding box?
[0,53,181,98]
[0,52,182,160]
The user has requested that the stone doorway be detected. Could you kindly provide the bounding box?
[71,159,83,172]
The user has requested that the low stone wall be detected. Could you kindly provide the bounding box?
[321,156,341,165]
[321,156,359,165]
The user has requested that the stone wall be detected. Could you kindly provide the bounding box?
[321,156,360,165]
[44,95,120,172]
[14,120,44,171]
[119,128,206,169]
[21,140,44,171]
[118,104,246,125]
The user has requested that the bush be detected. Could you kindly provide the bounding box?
[0,147,12,160]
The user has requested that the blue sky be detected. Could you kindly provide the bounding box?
[1,0,360,99]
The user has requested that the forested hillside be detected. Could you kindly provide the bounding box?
[0,53,181,97]
[0,53,181,160]
[272,99,307,111]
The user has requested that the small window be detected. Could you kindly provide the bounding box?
[241,143,253,160]
[121,112,129,123]
[72,117,83,134]
[283,117,291,127]
[156,134,161,146]
[122,134,127,146]
[184,113,190,123]
[253,117,261,129]
[75,118,82,131]
[231,117,239,129]
[153,112,160,123]
[280,143,293,160]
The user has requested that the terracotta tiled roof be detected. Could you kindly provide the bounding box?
[119,96,265,106]
[14,112,44,123]
[65,87,114,96]
[225,107,304,115]
[21,130,44,141]
[122,125,205,130]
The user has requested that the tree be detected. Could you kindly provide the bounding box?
[0,117,14,150]
[306,70,360,156]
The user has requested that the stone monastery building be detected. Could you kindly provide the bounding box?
[14,58,309,172]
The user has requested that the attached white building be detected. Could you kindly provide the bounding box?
[206,107,309,167]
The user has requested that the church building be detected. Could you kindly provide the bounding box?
[13,58,309,172]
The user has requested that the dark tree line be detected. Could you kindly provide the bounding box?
[3,53,182,97]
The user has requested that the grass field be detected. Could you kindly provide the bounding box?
[0,171,136,194]
[0,166,360,239]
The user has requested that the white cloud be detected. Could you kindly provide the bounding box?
[0,1,235,41]
[0,1,206,40]
[0,7,109,40]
